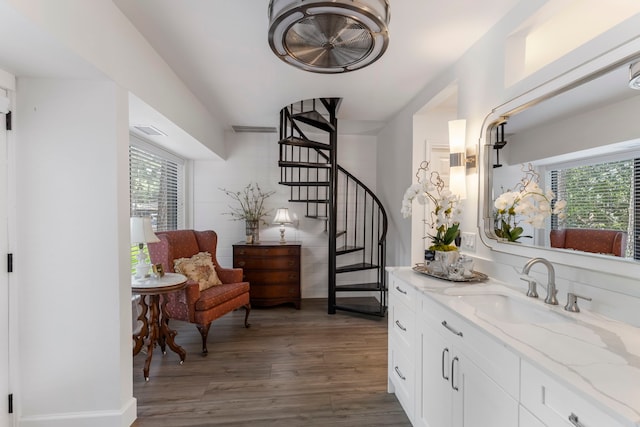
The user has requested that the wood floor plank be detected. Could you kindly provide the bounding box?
[132,298,411,426]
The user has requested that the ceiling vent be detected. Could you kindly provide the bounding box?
[133,125,166,136]
[232,125,278,133]
[268,0,390,74]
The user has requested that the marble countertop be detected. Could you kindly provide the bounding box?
[388,266,640,427]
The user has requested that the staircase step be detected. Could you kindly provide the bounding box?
[336,262,379,273]
[278,181,330,187]
[292,111,335,133]
[337,245,364,255]
[278,160,330,169]
[336,282,385,292]
[336,230,346,238]
[305,215,329,220]
[289,199,329,204]
[333,302,387,318]
[279,136,332,151]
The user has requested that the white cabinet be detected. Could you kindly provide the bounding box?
[418,295,519,427]
[520,360,626,427]
[388,273,418,422]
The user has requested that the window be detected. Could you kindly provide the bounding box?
[129,135,185,231]
[549,157,636,258]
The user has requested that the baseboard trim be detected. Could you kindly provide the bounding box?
[19,397,137,427]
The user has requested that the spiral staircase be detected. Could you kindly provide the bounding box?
[277,97,388,317]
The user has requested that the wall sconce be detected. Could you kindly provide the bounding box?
[273,208,292,243]
[448,119,467,199]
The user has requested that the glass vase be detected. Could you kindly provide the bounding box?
[245,220,259,244]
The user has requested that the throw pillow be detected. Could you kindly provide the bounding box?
[173,252,222,291]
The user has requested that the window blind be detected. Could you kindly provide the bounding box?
[129,138,184,232]
[550,158,635,258]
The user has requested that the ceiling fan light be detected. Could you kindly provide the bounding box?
[629,62,640,90]
[268,0,390,74]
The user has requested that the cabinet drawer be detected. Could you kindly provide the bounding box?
[521,360,625,427]
[250,283,300,299]
[389,339,415,421]
[421,294,520,399]
[391,302,415,350]
[235,257,299,270]
[234,246,300,257]
[242,270,299,284]
[390,275,417,309]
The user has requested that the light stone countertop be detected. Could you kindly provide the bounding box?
[387,266,640,427]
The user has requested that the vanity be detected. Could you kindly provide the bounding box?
[387,266,640,427]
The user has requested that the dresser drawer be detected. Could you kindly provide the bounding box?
[242,270,299,285]
[234,246,300,257]
[391,301,415,350]
[250,283,300,299]
[389,337,415,421]
[234,256,299,270]
[389,274,417,309]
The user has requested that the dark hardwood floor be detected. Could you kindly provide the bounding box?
[132,298,411,426]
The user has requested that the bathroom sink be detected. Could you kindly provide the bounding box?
[453,293,568,324]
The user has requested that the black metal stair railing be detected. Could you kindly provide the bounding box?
[277,98,388,317]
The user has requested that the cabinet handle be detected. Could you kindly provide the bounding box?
[395,285,407,295]
[395,320,407,331]
[451,356,459,391]
[441,348,449,380]
[441,320,463,337]
[568,413,585,427]
[237,261,245,267]
[288,261,294,266]
[394,366,406,381]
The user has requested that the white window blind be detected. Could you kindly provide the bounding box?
[129,137,185,232]
[550,158,635,258]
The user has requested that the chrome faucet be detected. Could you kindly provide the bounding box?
[521,257,558,305]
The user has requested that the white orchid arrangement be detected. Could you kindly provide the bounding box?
[494,164,567,242]
[402,161,462,251]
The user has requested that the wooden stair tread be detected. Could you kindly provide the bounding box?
[292,111,335,133]
[278,181,330,187]
[333,302,387,318]
[336,282,385,292]
[336,262,379,273]
[288,199,329,204]
[278,160,330,169]
[337,245,364,255]
[278,136,332,150]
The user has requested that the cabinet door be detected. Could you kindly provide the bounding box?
[454,351,519,427]
[419,318,453,427]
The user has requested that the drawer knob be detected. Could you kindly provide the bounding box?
[394,366,406,381]
[395,320,407,332]
[568,413,585,427]
[237,261,245,267]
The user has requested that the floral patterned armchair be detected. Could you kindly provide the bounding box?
[148,230,250,355]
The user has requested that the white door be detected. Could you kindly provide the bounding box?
[0,94,10,426]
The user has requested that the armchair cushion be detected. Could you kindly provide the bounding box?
[174,251,222,291]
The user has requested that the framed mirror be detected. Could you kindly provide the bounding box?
[479,42,640,270]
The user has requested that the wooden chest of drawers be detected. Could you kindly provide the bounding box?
[233,242,301,309]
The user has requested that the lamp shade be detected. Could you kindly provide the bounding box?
[448,119,467,199]
[273,208,292,224]
[130,216,160,245]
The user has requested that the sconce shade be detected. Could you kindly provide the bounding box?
[448,119,467,199]
[273,208,292,224]
[130,216,160,245]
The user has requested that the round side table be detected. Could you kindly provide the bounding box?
[132,272,187,381]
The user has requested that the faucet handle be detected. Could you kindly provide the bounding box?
[520,275,538,298]
[564,292,592,313]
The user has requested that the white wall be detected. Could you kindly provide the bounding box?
[192,131,378,299]
[15,78,135,426]
[377,2,640,326]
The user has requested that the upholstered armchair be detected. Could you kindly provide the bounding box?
[550,228,627,257]
[148,230,250,355]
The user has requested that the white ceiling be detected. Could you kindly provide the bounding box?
[113,0,522,135]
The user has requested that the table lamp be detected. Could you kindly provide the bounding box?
[130,216,160,278]
[273,208,292,243]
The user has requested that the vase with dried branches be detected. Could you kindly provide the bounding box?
[220,182,275,243]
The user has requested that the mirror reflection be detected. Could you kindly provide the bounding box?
[485,57,640,261]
